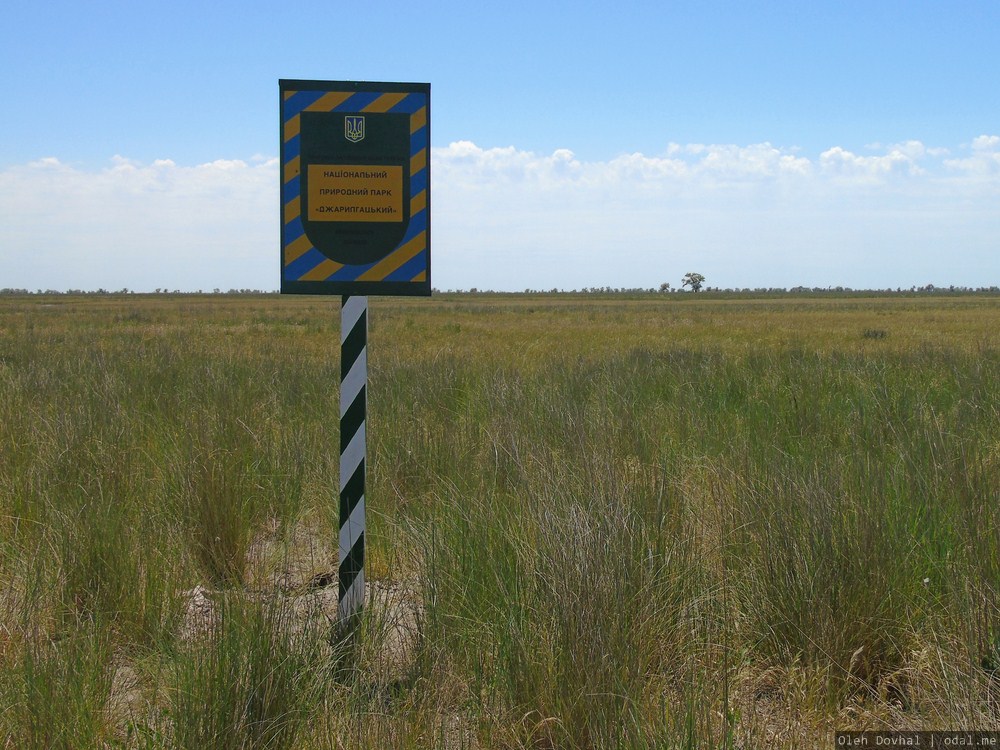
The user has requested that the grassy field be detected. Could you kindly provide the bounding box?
[1,292,998,748]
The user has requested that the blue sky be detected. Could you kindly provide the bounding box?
[2,0,998,292]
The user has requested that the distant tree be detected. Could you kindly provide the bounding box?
[682,272,705,293]
[659,282,671,292]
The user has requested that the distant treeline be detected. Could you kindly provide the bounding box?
[0,288,279,296]
[2,285,998,297]
[443,285,1000,297]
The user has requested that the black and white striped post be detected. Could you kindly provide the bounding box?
[339,295,367,623]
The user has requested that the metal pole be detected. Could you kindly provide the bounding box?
[339,295,367,623]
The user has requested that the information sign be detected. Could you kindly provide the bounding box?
[280,80,430,296]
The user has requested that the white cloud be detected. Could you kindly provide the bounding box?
[884,140,949,159]
[818,145,925,178]
[0,156,278,291]
[671,142,813,179]
[435,140,815,187]
[944,134,1000,175]
[433,138,999,290]
[1,138,997,292]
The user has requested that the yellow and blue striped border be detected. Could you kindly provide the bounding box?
[279,80,430,296]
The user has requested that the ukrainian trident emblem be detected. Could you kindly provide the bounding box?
[345,116,365,143]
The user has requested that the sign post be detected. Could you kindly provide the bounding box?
[338,295,367,622]
[280,80,430,626]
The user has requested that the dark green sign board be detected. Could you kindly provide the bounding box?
[280,80,431,296]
